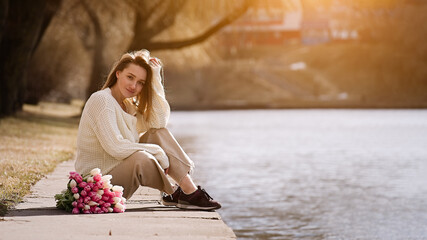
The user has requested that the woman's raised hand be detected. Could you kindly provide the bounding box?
[149,57,161,68]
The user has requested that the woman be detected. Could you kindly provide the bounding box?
[74,49,220,210]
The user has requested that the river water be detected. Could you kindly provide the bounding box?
[168,109,427,240]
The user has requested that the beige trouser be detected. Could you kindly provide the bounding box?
[108,128,194,199]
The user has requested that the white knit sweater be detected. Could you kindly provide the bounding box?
[75,65,170,176]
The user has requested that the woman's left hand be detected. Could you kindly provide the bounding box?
[149,57,161,68]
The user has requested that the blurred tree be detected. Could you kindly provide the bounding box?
[0,0,62,117]
[0,0,259,116]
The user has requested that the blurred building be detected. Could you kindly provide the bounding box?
[219,0,359,49]
[219,0,302,48]
[328,2,359,42]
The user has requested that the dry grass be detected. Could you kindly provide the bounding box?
[0,103,80,214]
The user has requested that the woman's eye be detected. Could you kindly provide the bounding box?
[127,75,133,80]
[137,81,144,85]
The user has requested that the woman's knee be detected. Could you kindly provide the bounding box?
[139,128,171,143]
[147,128,170,135]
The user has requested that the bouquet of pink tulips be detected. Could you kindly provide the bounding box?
[55,168,126,214]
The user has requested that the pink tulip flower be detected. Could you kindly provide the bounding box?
[91,195,101,202]
[102,195,109,202]
[88,191,97,198]
[84,196,91,204]
[96,181,104,189]
[69,172,78,179]
[90,206,96,212]
[80,190,87,197]
[71,187,79,194]
[75,175,83,183]
[93,174,102,182]
[84,185,91,192]
[72,208,80,214]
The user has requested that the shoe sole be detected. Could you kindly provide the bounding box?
[176,203,220,210]
[162,200,178,207]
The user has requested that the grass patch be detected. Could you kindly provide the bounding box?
[0,106,79,215]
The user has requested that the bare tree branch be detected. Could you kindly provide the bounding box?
[140,0,252,51]
[135,0,165,24]
[141,0,185,41]
[135,0,170,40]
[126,0,167,41]
[128,0,186,51]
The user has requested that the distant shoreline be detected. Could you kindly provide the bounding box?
[171,102,427,111]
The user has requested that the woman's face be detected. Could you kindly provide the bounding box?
[115,63,147,99]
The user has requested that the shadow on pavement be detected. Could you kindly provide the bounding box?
[6,207,69,217]
[6,206,186,217]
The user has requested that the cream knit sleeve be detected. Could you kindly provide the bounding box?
[88,94,170,169]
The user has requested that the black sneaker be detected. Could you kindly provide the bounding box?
[177,186,221,210]
[162,186,181,206]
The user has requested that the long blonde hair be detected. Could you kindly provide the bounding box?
[102,50,154,121]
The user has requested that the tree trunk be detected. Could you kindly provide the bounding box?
[80,0,109,99]
[24,0,63,105]
[0,0,54,117]
[0,0,8,41]
[86,40,107,98]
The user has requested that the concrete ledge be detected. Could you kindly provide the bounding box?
[1,161,236,240]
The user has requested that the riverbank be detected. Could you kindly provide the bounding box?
[1,160,236,239]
